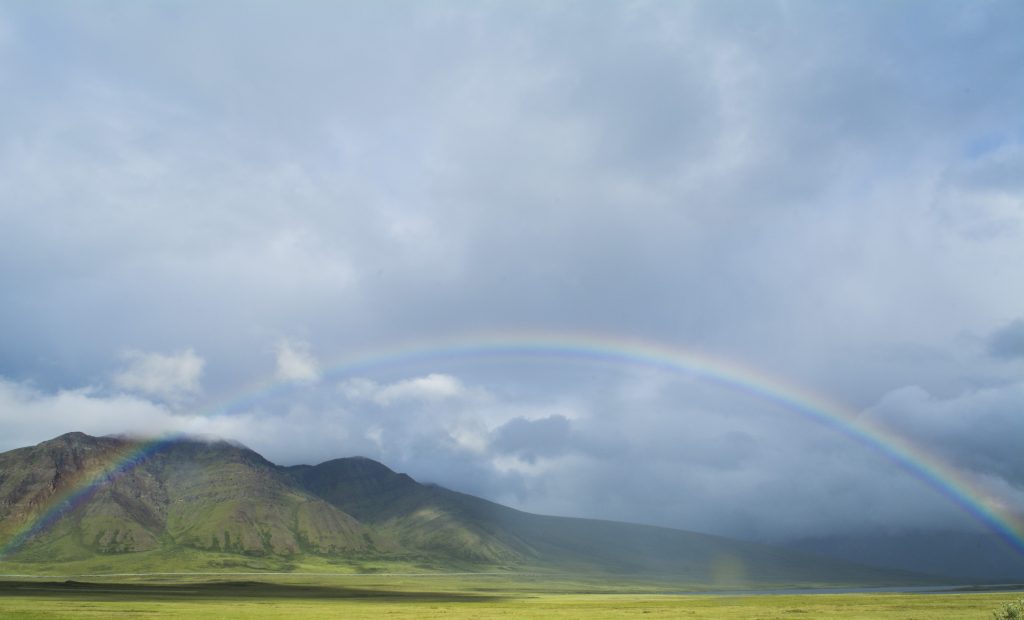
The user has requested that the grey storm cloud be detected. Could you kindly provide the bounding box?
[491,415,573,463]
[866,381,1024,485]
[990,319,1024,360]
[1,1,1023,544]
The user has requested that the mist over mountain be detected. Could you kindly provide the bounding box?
[0,432,945,586]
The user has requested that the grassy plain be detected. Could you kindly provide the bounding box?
[0,574,1019,619]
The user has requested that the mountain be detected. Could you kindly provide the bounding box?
[286,457,912,582]
[0,433,376,560]
[0,432,928,585]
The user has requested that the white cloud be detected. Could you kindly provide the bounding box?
[0,379,177,453]
[275,339,321,383]
[337,373,572,458]
[112,349,204,403]
[341,373,466,406]
[0,377,350,462]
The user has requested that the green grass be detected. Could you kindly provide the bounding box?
[0,549,461,577]
[0,575,1020,618]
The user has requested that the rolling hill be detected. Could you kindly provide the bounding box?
[0,432,928,585]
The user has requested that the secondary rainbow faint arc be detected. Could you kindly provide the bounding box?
[2,329,1022,559]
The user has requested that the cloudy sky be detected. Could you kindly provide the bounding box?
[1,1,1023,544]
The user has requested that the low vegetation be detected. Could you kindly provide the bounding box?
[0,576,1020,619]
[993,598,1024,619]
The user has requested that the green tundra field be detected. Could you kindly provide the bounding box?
[0,575,1020,619]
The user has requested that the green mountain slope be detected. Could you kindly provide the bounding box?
[0,433,376,561]
[287,457,533,564]
[0,432,929,585]
[287,456,921,584]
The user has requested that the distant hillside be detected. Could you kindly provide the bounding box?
[0,432,930,585]
[286,456,920,583]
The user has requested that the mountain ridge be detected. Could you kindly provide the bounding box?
[0,432,935,585]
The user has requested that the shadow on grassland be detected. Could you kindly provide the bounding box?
[0,579,510,603]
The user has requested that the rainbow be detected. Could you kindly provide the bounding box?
[213,329,1024,554]
[0,433,187,560]
[2,329,1022,560]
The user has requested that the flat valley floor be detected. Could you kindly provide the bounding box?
[0,576,1021,619]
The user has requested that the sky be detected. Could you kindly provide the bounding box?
[1,1,1023,544]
